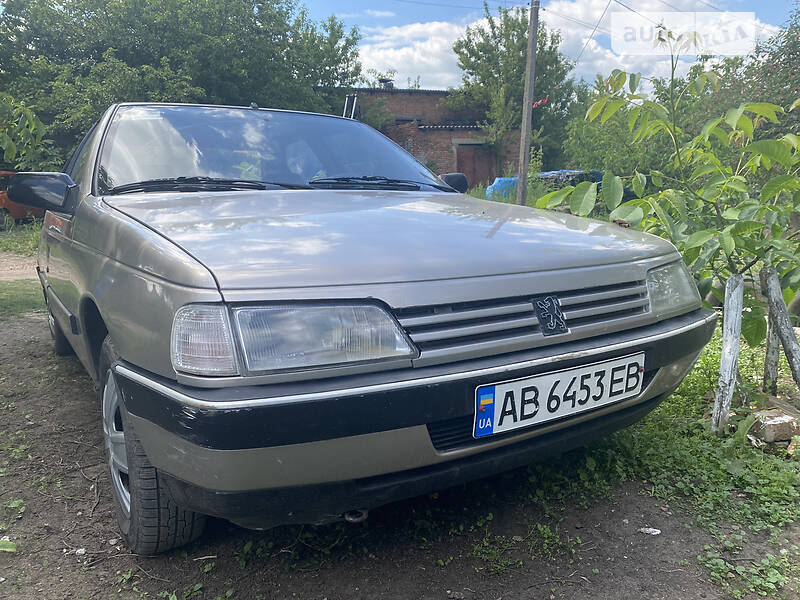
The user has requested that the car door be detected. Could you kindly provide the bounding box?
[43,126,98,337]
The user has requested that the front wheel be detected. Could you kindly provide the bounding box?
[99,336,205,554]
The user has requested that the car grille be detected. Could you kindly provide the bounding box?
[427,369,659,452]
[393,280,650,364]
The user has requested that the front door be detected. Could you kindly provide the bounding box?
[456,144,496,188]
[44,126,97,335]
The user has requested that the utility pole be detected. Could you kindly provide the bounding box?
[515,0,540,206]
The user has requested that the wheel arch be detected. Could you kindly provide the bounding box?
[80,295,109,381]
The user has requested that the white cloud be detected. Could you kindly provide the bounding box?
[359,20,469,88]
[365,9,396,18]
[357,0,783,90]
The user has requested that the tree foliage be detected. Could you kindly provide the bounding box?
[563,3,800,176]
[640,4,800,147]
[563,85,671,176]
[0,96,59,170]
[0,0,362,163]
[538,32,800,347]
[446,2,578,169]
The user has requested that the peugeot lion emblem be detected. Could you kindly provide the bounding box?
[533,295,569,336]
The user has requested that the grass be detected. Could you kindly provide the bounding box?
[0,218,41,256]
[0,279,45,320]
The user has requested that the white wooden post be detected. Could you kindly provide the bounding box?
[761,266,800,388]
[711,274,744,436]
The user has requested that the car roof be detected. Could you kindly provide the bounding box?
[113,102,354,124]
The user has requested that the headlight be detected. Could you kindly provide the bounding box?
[171,305,238,376]
[646,261,702,319]
[232,304,417,373]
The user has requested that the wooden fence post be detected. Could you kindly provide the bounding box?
[763,308,780,395]
[711,274,744,436]
[760,266,800,388]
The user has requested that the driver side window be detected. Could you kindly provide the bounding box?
[65,124,98,188]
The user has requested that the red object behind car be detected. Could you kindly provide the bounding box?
[0,171,45,220]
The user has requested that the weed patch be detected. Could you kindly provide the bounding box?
[527,523,578,559]
[472,531,522,574]
[697,545,800,598]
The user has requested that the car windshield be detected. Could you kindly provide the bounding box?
[97,105,443,194]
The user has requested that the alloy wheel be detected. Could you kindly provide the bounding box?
[102,371,130,517]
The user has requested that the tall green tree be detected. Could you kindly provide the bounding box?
[446,2,578,170]
[0,0,361,160]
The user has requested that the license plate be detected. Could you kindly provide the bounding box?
[473,353,646,438]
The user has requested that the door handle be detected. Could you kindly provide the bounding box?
[48,224,62,235]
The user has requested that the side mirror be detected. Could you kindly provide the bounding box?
[440,173,468,194]
[7,172,78,213]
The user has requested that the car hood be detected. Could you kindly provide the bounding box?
[104,189,675,290]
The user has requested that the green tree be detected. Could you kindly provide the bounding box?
[535,34,800,434]
[563,83,671,176]
[564,3,800,182]
[0,0,362,159]
[0,96,57,170]
[446,2,578,169]
[33,51,205,151]
[643,3,800,144]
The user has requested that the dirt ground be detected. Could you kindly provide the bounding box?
[0,251,787,600]
[0,253,37,281]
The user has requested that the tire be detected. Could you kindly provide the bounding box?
[48,311,74,356]
[99,336,206,555]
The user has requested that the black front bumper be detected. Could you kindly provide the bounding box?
[162,392,665,530]
[114,308,716,529]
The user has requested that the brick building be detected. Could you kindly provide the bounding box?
[354,86,518,187]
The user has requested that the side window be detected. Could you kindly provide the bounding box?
[69,142,92,187]
[65,123,99,187]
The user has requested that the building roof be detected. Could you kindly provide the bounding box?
[354,87,450,95]
[417,123,481,130]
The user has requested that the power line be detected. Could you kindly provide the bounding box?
[611,0,662,26]
[543,8,612,36]
[386,0,615,36]
[653,0,683,10]
[574,0,612,66]
[694,0,724,11]
[385,0,729,22]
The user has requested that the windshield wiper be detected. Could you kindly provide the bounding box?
[308,175,451,191]
[105,176,312,195]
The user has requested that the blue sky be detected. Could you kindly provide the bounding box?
[304,0,796,89]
